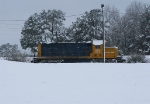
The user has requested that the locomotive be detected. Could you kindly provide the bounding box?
[33,40,124,63]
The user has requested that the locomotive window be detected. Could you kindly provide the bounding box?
[95,45,100,49]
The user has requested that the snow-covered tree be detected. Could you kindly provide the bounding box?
[0,43,21,61]
[103,5,121,47]
[20,9,66,53]
[67,9,103,42]
[136,6,150,54]
[104,1,147,55]
[120,1,147,54]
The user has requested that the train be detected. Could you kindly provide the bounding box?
[32,40,125,63]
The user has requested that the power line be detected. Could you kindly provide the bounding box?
[0,20,25,21]
[0,11,126,32]
[0,11,126,22]
[106,10,125,14]
[0,23,23,25]
[0,14,83,21]
[65,14,84,17]
[0,34,21,35]
[0,27,22,29]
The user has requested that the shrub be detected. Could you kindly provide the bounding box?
[0,43,29,62]
[126,54,148,63]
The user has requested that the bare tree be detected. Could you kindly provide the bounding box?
[120,1,147,54]
[104,5,121,47]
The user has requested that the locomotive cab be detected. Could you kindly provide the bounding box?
[90,40,118,60]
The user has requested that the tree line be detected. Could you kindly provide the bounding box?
[18,1,150,55]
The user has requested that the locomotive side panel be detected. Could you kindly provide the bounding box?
[105,47,118,58]
[38,43,92,57]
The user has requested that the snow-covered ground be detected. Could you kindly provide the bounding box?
[0,60,150,104]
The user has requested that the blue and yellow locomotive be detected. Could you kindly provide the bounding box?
[33,40,124,63]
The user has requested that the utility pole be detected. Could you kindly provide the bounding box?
[101,4,105,63]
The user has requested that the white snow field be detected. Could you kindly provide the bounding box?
[0,60,150,104]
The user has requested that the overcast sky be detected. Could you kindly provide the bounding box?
[0,0,149,50]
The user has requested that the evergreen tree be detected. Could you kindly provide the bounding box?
[20,9,66,53]
[67,9,103,42]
